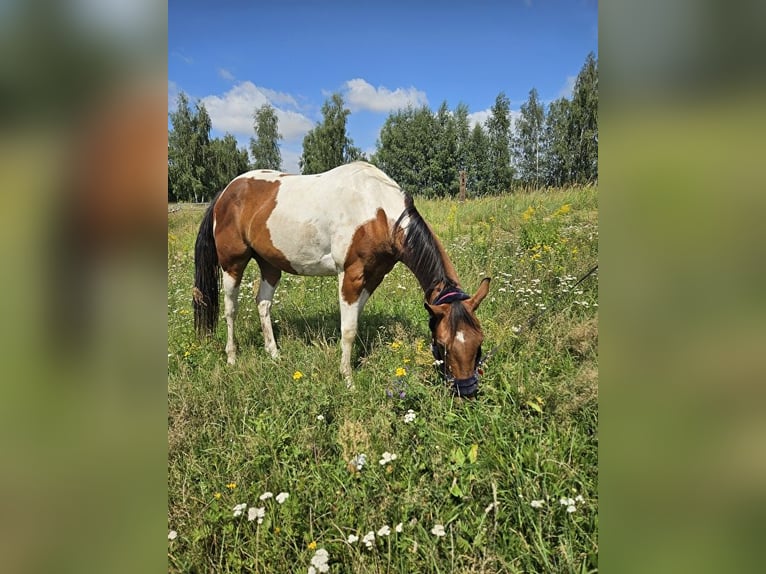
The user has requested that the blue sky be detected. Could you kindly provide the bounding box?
[169,1,598,173]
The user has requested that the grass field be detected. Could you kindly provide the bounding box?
[168,187,598,573]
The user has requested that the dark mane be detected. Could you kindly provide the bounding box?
[395,196,478,336]
[395,195,450,300]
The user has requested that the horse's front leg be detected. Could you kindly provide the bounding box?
[338,270,370,388]
[255,261,281,360]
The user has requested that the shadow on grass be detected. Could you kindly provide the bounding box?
[238,309,425,368]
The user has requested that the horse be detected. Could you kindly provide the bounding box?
[193,161,490,396]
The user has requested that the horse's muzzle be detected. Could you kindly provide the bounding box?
[451,373,479,398]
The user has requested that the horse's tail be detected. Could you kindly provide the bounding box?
[193,193,222,336]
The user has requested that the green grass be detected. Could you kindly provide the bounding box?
[168,187,598,573]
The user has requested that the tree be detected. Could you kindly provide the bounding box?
[453,102,471,173]
[299,93,362,174]
[249,104,282,170]
[466,122,490,196]
[431,100,459,197]
[485,92,514,193]
[513,88,545,189]
[209,133,250,193]
[541,97,573,188]
[168,92,212,202]
[569,52,598,184]
[372,105,438,196]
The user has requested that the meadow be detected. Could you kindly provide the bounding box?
[168,187,598,573]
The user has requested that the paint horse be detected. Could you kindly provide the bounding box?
[193,162,490,396]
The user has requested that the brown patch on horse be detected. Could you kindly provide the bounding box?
[341,208,397,304]
[213,177,298,279]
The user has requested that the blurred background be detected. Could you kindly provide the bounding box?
[0,0,764,571]
[0,0,166,572]
[600,1,766,572]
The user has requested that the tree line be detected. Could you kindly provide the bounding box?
[168,52,597,202]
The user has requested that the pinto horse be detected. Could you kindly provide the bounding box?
[193,162,490,396]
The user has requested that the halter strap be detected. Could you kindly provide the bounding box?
[431,284,470,306]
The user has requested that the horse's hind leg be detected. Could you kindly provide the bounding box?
[255,258,281,359]
[222,266,245,365]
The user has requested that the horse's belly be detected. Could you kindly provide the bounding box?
[268,218,341,276]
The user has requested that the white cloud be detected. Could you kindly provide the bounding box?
[559,75,577,99]
[468,107,521,131]
[342,78,428,113]
[468,109,492,129]
[168,80,179,111]
[200,81,314,142]
[218,68,235,81]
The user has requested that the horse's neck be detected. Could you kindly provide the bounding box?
[397,231,461,302]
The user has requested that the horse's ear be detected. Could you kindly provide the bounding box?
[424,302,449,320]
[467,277,491,312]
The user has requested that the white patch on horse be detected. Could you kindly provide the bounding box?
[455,330,466,344]
[264,162,407,276]
[234,169,283,182]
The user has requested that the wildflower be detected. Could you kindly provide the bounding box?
[225,482,237,490]
[232,503,247,517]
[390,341,402,350]
[293,371,304,380]
[522,206,535,221]
[395,367,407,377]
[310,548,330,573]
[213,492,222,500]
[307,540,317,550]
[395,522,403,533]
[511,325,522,334]
[379,452,398,465]
[259,491,273,501]
[530,499,545,509]
[431,524,446,537]
[362,530,375,549]
[403,409,416,424]
[567,505,577,513]
[559,497,575,506]
[248,506,266,523]
[575,494,585,503]
[316,414,325,421]
[347,534,359,544]
[351,453,367,471]
[276,492,289,504]
[377,525,391,537]
[168,530,178,541]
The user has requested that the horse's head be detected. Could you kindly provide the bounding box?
[425,278,491,397]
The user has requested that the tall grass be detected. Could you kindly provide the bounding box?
[168,187,598,573]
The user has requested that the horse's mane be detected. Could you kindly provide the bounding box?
[395,196,478,335]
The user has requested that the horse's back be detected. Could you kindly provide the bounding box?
[216,162,407,276]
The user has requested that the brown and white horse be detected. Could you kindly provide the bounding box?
[193,162,490,396]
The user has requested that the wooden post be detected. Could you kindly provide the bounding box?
[459,170,467,202]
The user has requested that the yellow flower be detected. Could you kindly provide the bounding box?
[213,492,222,499]
[225,482,237,490]
[274,527,281,535]
[308,541,317,550]
[522,206,535,221]
[293,371,304,380]
[403,358,411,364]
[554,203,571,216]
[389,341,402,350]
[395,367,407,377]
[571,247,579,255]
